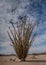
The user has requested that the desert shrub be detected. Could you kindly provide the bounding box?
[8,16,36,61]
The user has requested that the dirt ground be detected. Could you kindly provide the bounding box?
[0,54,46,65]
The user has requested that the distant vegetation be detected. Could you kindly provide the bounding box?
[0,53,46,56]
[8,16,36,61]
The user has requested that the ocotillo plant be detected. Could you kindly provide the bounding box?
[8,16,36,61]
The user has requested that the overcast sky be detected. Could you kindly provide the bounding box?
[0,0,46,54]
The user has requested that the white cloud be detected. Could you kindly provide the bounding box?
[32,33,46,46]
[29,45,46,54]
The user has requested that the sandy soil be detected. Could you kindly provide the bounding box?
[0,54,46,65]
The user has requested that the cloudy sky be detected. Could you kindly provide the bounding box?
[0,0,46,54]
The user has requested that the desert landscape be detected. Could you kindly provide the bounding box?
[0,54,46,65]
[0,0,46,65]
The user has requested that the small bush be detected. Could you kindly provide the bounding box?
[8,16,36,61]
